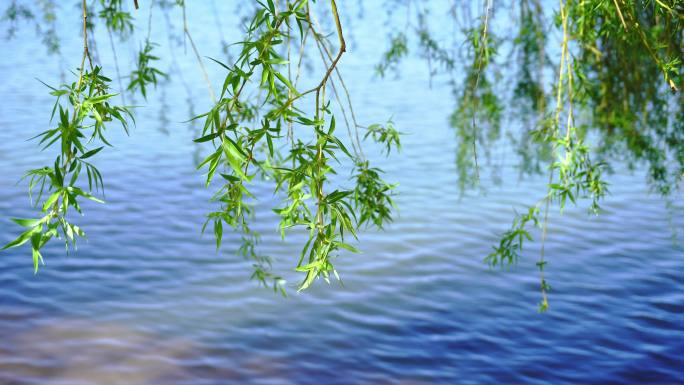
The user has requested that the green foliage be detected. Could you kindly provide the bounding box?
[189,0,397,292]
[364,121,401,156]
[2,0,59,54]
[353,161,396,229]
[486,206,540,268]
[2,66,132,272]
[376,33,408,77]
[376,0,683,308]
[416,12,455,76]
[128,41,166,99]
[98,0,134,38]
[1,0,682,309]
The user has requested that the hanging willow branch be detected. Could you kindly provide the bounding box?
[0,0,681,308]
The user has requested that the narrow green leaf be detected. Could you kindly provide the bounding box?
[80,146,104,159]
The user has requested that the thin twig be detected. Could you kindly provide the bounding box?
[314,26,365,159]
[312,36,360,158]
[309,9,364,159]
[470,0,493,184]
[538,0,571,311]
[146,0,154,42]
[76,0,92,91]
[612,0,627,30]
[182,3,216,102]
[277,1,347,116]
[106,26,126,105]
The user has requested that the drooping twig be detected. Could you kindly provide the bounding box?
[76,0,93,90]
[181,2,217,102]
[470,0,493,185]
[106,26,126,105]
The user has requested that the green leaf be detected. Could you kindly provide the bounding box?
[32,246,44,274]
[194,132,220,143]
[87,93,118,104]
[337,242,360,253]
[68,187,105,204]
[274,72,299,95]
[42,191,61,212]
[80,146,104,159]
[214,219,223,250]
[10,218,42,228]
[265,134,275,157]
[220,173,240,182]
[2,227,40,250]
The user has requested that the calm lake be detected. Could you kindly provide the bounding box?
[1,2,683,384]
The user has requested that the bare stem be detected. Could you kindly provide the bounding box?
[182,3,217,102]
[76,0,92,91]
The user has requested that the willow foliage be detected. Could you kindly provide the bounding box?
[2,0,683,310]
[377,0,682,310]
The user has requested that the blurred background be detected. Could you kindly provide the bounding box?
[0,1,683,384]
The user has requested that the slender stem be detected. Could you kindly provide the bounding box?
[310,13,365,159]
[470,0,493,184]
[146,0,154,42]
[107,26,126,105]
[312,31,360,158]
[538,0,570,311]
[277,0,347,114]
[53,0,92,218]
[612,0,627,30]
[311,0,346,239]
[76,0,91,91]
[182,3,217,102]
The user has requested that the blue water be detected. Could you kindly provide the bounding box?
[1,2,683,384]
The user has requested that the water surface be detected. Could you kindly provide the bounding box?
[1,2,683,384]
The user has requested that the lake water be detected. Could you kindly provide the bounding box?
[1,2,683,385]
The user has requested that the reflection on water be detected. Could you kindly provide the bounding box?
[0,315,328,385]
[0,2,683,385]
[1,319,194,385]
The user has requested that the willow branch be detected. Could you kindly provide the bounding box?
[182,3,217,102]
[277,1,347,115]
[310,10,365,159]
[470,0,493,184]
[76,0,92,91]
